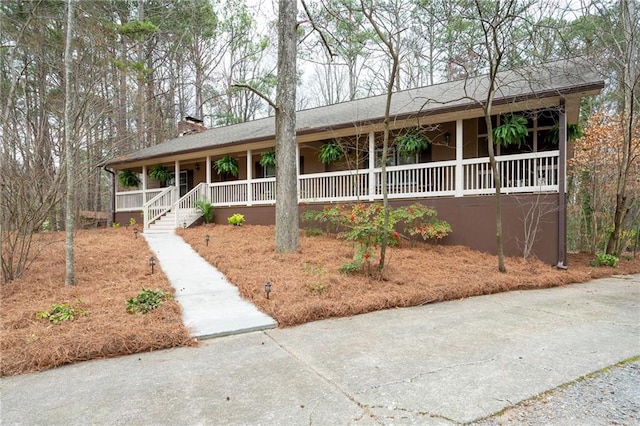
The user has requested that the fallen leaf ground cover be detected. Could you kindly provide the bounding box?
[179,225,639,327]
[1,228,193,377]
[2,225,637,377]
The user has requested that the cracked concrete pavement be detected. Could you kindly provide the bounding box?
[1,274,638,425]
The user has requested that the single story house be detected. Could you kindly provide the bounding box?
[106,60,604,265]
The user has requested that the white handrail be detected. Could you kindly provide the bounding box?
[143,186,176,229]
[175,182,209,228]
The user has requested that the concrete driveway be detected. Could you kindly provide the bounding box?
[1,274,638,425]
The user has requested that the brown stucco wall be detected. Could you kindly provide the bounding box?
[210,194,560,265]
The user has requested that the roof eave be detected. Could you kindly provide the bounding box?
[106,80,604,169]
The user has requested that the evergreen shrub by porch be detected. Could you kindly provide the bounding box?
[303,203,451,276]
[195,200,214,224]
[227,213,245,226]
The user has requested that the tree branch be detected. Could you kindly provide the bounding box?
[300,0,335,60]
[231,83,276,110]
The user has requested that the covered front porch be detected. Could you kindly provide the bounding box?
[115,146,560,231]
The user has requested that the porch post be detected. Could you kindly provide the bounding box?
[368,131,375,201]
[557,100,567,268]
[455,119,464,197]
[142,165,147,200]
[296,144,300,202]
[174,160,180,228]
[247,150,253,206]
[206,155,211,185]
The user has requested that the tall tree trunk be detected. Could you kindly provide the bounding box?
[358,0,401,275]
[64,0,75,285]
[485,111,506,272]
[606,0,638,256]
[274,0,299,253]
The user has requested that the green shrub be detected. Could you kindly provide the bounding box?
[304,263,329,294]
[36,301,86,324]
[339,262,361,274]
[589,253,619,268]
[126,288,170,314]
[195,200,214,224]
[227,213,245,226]
[305,227,324,237]
[303,203,451,276]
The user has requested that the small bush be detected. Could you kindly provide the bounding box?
[304,263,329,294]
[589,253,619,268]
[129,218,137,226]
[304,202,451,275]
[339,262,361,274]
[126,288,170,314]
[227,213,245,226]
[305,227,324,237]
[195,200,214,224]
[36,301,86,324]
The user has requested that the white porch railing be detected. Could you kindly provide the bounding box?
[251,178,276,204]
[117,151,560,214]
[376,161,457,198]
[462,150,559,195]
[299,170,369,202]
[143,186,176,230]
[209,181,249,206]
[175,182,209,228]
[116,188,164,212]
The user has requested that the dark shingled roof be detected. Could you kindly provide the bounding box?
[108,59,603,166]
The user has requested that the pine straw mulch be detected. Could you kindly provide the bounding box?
[178,225,639,328]
[1,228,194,377]
[2,226,638,377]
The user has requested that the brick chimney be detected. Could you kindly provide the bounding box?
[177,116,206,137]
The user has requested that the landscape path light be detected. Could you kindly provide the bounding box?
[264,281,272,299]
[182,221,187,229]
[205,234,210,246]
[133,227,138,239]
[149,256,156,274]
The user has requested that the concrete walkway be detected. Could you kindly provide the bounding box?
[143,232,276,339]
[1,274,638,425]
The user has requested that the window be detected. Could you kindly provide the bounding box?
[169,171,188,197]
[477,109,560,154]
[374,147,418,167]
